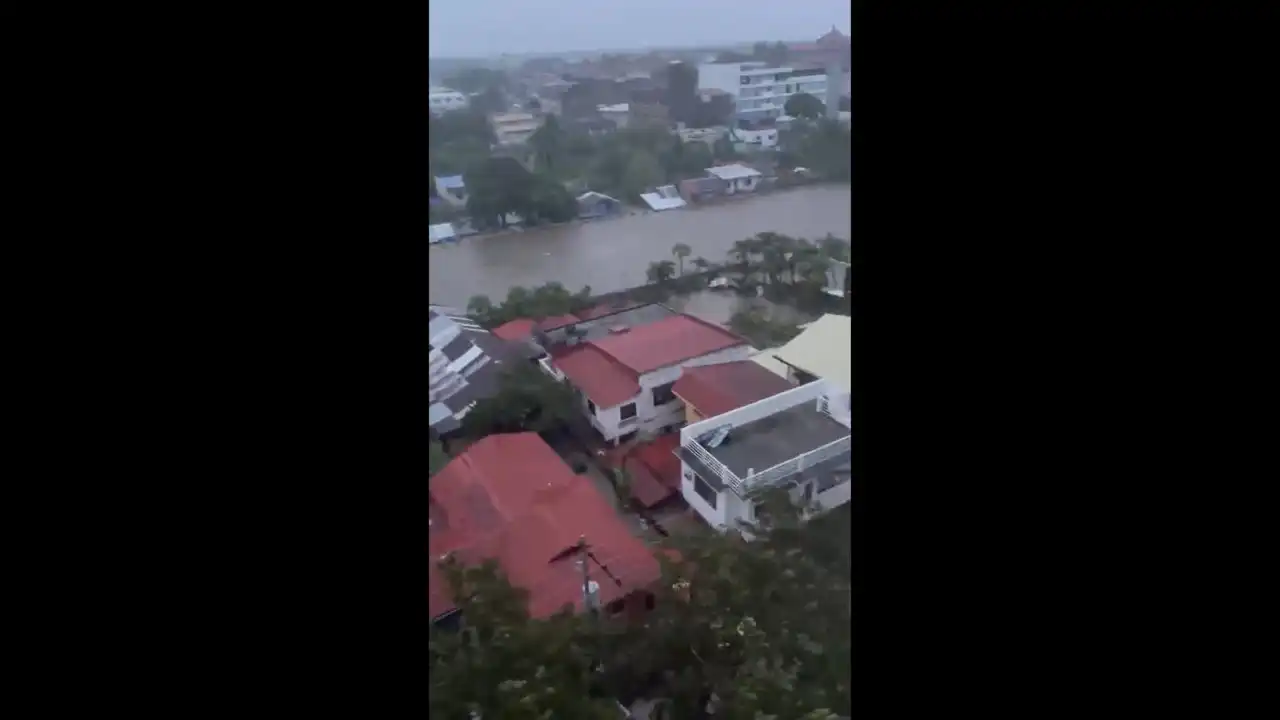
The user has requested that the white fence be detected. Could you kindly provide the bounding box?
[744,435,852,490]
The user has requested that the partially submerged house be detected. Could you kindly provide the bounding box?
[678,176,729,204]
[639,185,687,211]
[705,164,763,194]
[433,175,468,207]
[576,191,623,219]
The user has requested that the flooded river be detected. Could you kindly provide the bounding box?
[428,184,851,307]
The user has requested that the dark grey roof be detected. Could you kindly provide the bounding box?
[704,404,848,479]
[440,334,474,362]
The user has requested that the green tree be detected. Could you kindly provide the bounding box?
[646,260,677,284]
[465,156,535,229]
[692,256,711,272]
[620,150,664,201]
[712,135,738,162]
[430,440,451,478]
[671,243,692,276]
[529,114,566,176]
[467,294,495,320]
[431,492,852,719]
[430,559,623,720]
[784,92,826,120]
[459,363,584,441]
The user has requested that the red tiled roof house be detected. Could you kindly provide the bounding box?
[428,432,662,623]
[549,313,752,446]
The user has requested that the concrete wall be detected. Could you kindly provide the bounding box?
[696,63,744,98]
[588,344,752,443]
[681,462,727,528]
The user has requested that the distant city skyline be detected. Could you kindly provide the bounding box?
[429,0,850,59]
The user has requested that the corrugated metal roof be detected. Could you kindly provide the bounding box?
[705,164,763,181]
[428,433,661,619]
[772,314,852,393]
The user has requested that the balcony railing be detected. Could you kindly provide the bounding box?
[682,380,830,441]
[744,435,852,490]
[682,437,745,496]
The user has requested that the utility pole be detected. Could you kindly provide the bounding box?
[578,535,595,613]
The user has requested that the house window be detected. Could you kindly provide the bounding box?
[651,382,676,406]
[620,402,637,420]
[587,399,597,415]
[690,472,718,508]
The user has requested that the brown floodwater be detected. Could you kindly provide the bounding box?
[428,184,851,307]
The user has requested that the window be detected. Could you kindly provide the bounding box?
[651,382,676,406]
[620,402,637,420]
[587,399,596,415]
[691,472,718,508]
[801,481,814,503]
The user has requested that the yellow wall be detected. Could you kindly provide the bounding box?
[676,393,703,425]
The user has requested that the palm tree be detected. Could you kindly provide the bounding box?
[692,256,711,272]
[728,238,759,267]
[671,243,692,276]
[646,260,677,284]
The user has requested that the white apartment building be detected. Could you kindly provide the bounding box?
[696,62,830,123]
[490,111,542,146]
[676,378,852,532]
[429,87,468,116]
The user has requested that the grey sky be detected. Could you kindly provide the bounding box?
[429,0,851,58]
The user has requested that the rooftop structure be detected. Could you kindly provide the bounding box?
[676,379,852,530]
[705,164,763,181]
[673,361,796,420]
[768,314,852,393]
[429,306,538,434]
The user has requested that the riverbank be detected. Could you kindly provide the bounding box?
[431,179,845,245]
[428,183,851,306]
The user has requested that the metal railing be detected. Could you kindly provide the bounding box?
[681,381,830,442]
[681,439,745,496]
[745,435,852,490]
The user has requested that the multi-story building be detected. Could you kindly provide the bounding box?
[542,309,753,446]
[696,61,830,124]
[429,86,468,116]
[676,378,852,531]
[489,111,543,146]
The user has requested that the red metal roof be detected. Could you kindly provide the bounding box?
[537,313,580,331]
[624,434,683,509]
[552,345,642,407]
[491,318,537,341]
[428,433,660,620]
[590,314,747,375]
[672,361,795,418]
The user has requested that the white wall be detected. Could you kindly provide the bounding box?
[696,63,744,98]
[686,470,852,533]
[681,462,727,528]
[588,344,752,443]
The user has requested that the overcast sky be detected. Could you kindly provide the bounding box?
[429,0,851,58]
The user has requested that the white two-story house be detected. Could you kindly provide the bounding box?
[546,313,752,446]
[675,377,852,532]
